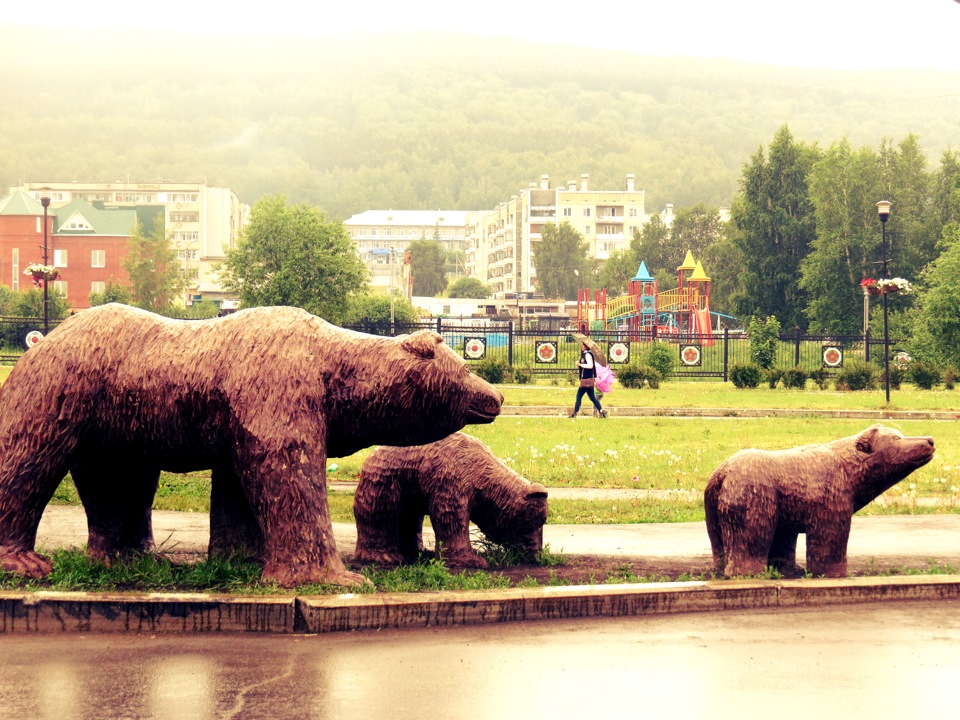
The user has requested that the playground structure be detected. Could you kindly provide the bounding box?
[576,251,723,345]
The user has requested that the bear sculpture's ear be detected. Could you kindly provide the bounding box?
[401,331,442,359]
[855,425,881,454]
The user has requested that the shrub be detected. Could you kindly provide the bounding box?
[513,364,533,385]
[748,315,781,369]
[808,368,830,390]
[729,363,761,389]
[764,368,784,389]
[908,361,941,390]
[888,365,904,391]
[472,357,509,384]
[834,358,879,391]
[618,363,662,389]
[944,367,956,390]
[781,367,807,390]
[642,342,674,378]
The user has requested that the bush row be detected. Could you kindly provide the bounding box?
[729,359,956,391]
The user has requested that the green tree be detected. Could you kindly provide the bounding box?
[597,250,636,296]
[447,277,492,298]
[800,139,879,334]
[88,279,133,307]
[730,125,821,331]
[219,195,368,322]
[122,217,184,313]
[669,203,725,264]
[408,239,447,297]
[533,222,588,300]
[630,214,671,275]
[341,293,420,325]
[909,223,960,367]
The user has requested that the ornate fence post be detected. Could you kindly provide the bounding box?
[723,327,729,382]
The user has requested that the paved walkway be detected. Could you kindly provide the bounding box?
[36,504,960,569]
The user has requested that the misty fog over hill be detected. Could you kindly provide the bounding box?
[2,28,958,216]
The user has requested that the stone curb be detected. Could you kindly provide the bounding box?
[2,575,958,634]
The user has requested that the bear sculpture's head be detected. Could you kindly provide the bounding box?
[325,330,503,457]
[852,424,935,509]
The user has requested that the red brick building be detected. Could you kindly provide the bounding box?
[0,190,135,309]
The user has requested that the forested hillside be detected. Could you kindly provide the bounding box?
[2,28,958,217]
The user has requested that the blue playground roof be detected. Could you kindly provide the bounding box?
[632,261,654,282]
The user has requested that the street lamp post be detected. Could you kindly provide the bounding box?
[40,192,51,335]
[876,200,892,404]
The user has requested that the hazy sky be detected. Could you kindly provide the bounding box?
[6,0,960,72]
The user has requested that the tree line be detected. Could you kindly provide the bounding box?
[531,125,960,369]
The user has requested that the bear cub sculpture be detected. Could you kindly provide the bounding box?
[0,304,503,587]
[354,432,548,568]
[704,424,934,578]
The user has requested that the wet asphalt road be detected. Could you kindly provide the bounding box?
[0,599,957,720]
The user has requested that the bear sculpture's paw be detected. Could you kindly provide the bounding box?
[262,562,371,589]
[439,548,489,569]
[0,550,54,579]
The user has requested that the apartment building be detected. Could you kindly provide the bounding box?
[9,181,249,306]
[468,173,646,296]
[344,210,470,297]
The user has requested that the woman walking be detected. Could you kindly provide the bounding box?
[569,334,607,419]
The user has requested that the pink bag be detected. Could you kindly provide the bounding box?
[596,364,615,393]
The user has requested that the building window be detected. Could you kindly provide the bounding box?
[583,208,591,217]
[54,249,68,268]
[51,280,68,297]
[91,281,106,295]
[170,211,200,223]
[584,226,591,234]
[91,250,105,268]
[562,208,572,217]
[11,248,19,291]
[629,208,638,217]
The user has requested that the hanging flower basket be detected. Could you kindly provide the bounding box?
[23,263,60,287]
[861,278,880,296]
[876,278,912,295]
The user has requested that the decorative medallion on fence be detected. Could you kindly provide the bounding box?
[535,341,559,363]
[24,331,43,349]
[894,351,912,368]
[608,342,630,364]
[822,345,843,368]
[463,337,486,360]
[680,344,702,366]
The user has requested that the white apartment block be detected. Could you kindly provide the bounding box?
[469,173,646,297]
[11,181,249,305]
[344,210,470,296]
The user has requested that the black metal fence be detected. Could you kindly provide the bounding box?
[345,319,898,381]
[1,315,897,381]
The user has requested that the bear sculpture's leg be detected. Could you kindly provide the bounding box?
[805,517,851,578]
[71,456,160,560]
[209,464,264,561]
[353,477,405,566]
[233,441,367,588]
[0,434,76,578]
[429,498,488,569]
[720,507,776,577]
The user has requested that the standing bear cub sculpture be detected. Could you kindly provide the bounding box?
[704,424,934,578]
[354,432,548,568]
[0,304,503,587]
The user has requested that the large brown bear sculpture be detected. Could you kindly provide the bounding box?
[354,432,548,568]
[704,424,934,578]
[0,304,503,587]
